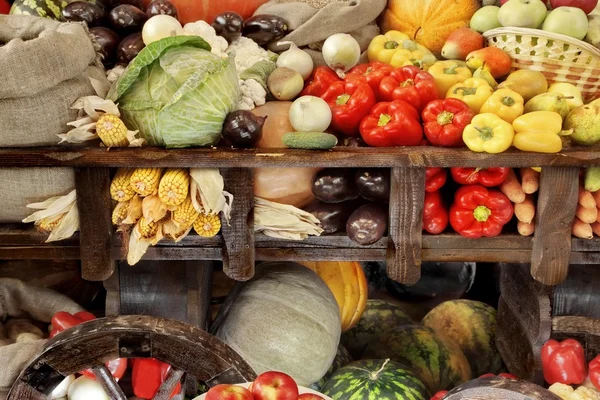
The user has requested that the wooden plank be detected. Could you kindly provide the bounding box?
[0,146,599,168]
[0,246,80,259]
[220,168,254,281]
[531,167,579,286]
[75,168,114,281]
[445,376,561,400]
[386,167,425,284]
[553,316,600,336]
[185,261,213,330]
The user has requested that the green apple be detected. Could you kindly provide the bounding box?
[498,0,548,28]
[542,7,589,40]
[470,6,502,32]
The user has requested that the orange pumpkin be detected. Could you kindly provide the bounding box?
[381,0,480,56]
[302,261,368,332]
[168,0,270,25]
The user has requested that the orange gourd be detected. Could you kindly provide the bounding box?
[381,0,480,56]
[168,0,270,25]
[302,261,368,332]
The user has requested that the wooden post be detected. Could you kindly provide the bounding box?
[221,168,255,281]
[75,168,114,281]
[386,167,425,285]
[531,167,579,286]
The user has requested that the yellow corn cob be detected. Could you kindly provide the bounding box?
[158,169,190,206]
[172,196,199,227]
[36,213,65,233]
[96,114,129,148]
[110,168,135,202]
[193,213,221,237]
[112,201,129,226]
[138,216,158,238]
[130,168,162,196]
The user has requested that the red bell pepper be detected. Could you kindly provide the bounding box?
[450,167,510,187]
[431,390,448,400]
[422,98,474,147]
[588,355,600,390]
[345,61,393,100]
[479,373,518,379]
[132,358,182,399]
[449,185,514,239]
[542,339,587,385]
[359,100,423,147]
[50,311,127,381]
[321,80,376,136]
[425,167,447,193]
[0,0,10,14]
[424,190,448,235]
[378,66,439,112]
[300,66,341,97]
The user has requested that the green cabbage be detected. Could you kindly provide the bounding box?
[107,36,240,148]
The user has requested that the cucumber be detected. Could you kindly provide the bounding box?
[282,132,338,150]
[585,167,600,192]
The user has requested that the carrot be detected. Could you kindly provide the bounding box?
[592,221,600,237]
[517,221,535,236]
[514,194,536,224]
[593,190,600,208]
[576,204,598,224]
[520,168,540,194]
[499,169,526,203]
[573,217,594,239]
[579,187,597,209]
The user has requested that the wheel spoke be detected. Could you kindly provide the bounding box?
[152,368,185,400]
[91,364,127,400]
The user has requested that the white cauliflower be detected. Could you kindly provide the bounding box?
[227,36,271,73]
[183,21,228,57]
[237,79,267,111]
[106,65,126,84]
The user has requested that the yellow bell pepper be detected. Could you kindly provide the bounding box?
[463,113,515,154]
[446,78,494,114]
[428,60,472,99]
[368,30,436,69]
[512,111,565,154]
[480,88,524,123]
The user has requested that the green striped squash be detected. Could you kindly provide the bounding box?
[9,0,67,19]
[422,300,504,377]
[322,359,429,400]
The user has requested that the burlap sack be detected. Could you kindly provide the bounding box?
[0,278,84,399]
[254,0,387,65]
[0,168,75,223]
[0,15,108,147]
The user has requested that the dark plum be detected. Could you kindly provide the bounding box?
[222,111,266,148]
[89,27,120,66]
[304,200,361,235]
[355,169,390,202]
[312,168,359,204]
[212,11,243,43]
[62,1,105,26]
[117,32,145,64]
[242,14,289,46]
[346,203,387,245]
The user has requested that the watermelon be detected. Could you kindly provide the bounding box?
[9,0,66,19]
[362,325,471,394]
[422,300,504,377]
[310,344,353,391]
[341,300,416,360]
[322,359,429,400]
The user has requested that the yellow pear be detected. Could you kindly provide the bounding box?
[524,93,571,119]
[547,83,584,110]
[498,70,548,102]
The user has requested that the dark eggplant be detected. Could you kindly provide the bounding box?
[109,4,147,33]
[222,111,266,148]
[117,32,145,64]
[346,203,387,245]
[312,168,359,204]
[89,27,120,67]
[115,0,145,8]
[212,12,243,43]
[242,14,289,46]
[304,200,360,235]
[62,1,105,26]
[146,0,177,18]
[355,169,390,202]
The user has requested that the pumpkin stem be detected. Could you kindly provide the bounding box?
[369,359,391,380]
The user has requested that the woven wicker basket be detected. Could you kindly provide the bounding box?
[484,27,600,102]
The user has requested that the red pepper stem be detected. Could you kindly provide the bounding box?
[336,94,351,105]
[467,168,482,181]
[401,79,415,88]
[384,41,399,49]
[437,110,454,126]
[378,113,392,127]
[473,205,492,222]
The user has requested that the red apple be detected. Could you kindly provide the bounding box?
[500,0,509,4]
[298,394,326,400]
[251,371,299,400]
[206,384,253,400]
[549,0,598,13]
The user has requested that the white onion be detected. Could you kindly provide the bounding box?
[322,33,361,79]
[51,375,75,399]
[67,376,110,400]
[142,15,184,45]
[276,42,314,80]
[289,96,332,132]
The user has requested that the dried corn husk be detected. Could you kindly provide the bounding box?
[142,195,177,223]
[22,190,79,243]
[57,95,144,147]
[121,194,143,226]
[254,197,323,240]
[127,217,165,265]
[163,219,193,242]
[189,169,233,222]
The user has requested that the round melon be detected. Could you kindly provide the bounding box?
[362,325,472,393]
[381,0,480,55]
[310,344,353,391]
[422,300,503,377]
[212,262,341,386]
[322,359,429,400]
[341,299,416,360]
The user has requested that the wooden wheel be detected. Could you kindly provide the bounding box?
[444,377,561,400]
[8,315,256,400]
